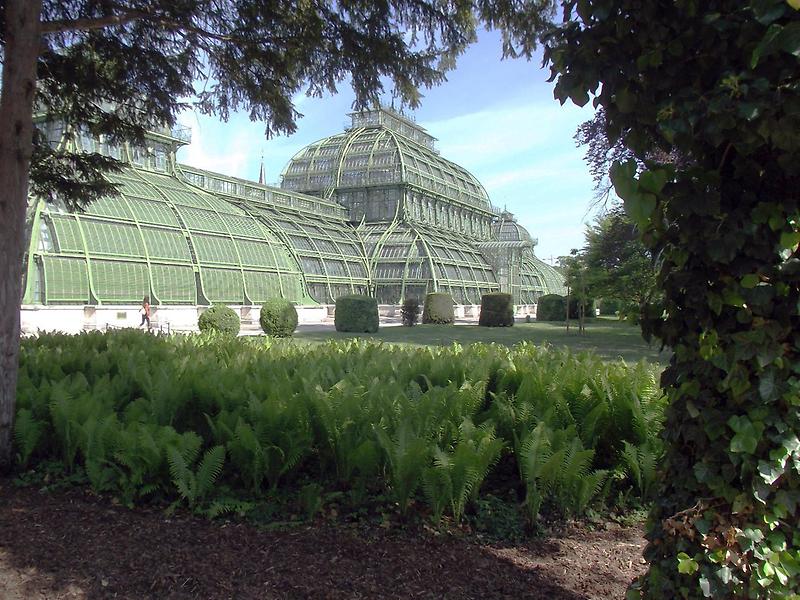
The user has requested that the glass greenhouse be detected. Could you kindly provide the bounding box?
[22,107,565,314]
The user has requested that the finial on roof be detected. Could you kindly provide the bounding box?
[258,151,265,185]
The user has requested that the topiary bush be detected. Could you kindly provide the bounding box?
[536,294,565,321]
[478,293,514,327]
[400,297,420,327]
[334,295,379,333]
[422,292,454,324]
[259,298,298,337]
[198,305,240,336]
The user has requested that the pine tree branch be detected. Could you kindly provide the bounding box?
[41,10,232,42]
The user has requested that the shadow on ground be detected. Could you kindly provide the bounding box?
[0,481,644,599]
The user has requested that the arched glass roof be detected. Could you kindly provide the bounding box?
[477,212,566,303]
[178,166,370,304]
[522,252,567,299]
[23,112,564,311]
[33,166,307,305]
[493,212,539,246]
[360,221,499,305]
[280,108,491,211]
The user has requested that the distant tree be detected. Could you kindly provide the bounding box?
[582,204,657,317]
[0,0,555,471]
[558,251,590,333]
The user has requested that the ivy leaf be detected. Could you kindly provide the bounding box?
[752,0,788,24]
[751,24,784,67]
[758,370,776,400]
[699,575,712,597]
[677,552,700,575]
[758,460,784,485]
[610,159,638,199]
[716,566,733,584]
[616,87,636,113]
[741,274,760,288]
[639,169,669,194]
[779,231,800,249]
[624,193,657,229]
[789,0,800,10]
[778,22,800,56]
[728,415,763,454]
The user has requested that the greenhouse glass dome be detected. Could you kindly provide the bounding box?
[22,107,565,331]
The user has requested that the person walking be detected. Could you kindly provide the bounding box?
[140,295,151,331]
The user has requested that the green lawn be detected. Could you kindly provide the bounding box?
[294,317,668,365]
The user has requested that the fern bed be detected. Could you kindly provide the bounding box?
[13,330,665,529]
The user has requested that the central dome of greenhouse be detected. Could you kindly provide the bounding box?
[281,108,491,211]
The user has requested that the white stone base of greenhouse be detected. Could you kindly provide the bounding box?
[20,303,537,336]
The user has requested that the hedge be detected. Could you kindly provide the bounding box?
[422,292,454,324]
[536,294,565,321]
[198,305,240,336]
[478,292,514,327]
[259,298,298,337]
[401,297,420,327]
[334,295,379,333]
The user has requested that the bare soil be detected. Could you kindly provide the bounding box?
[0,480,646,599]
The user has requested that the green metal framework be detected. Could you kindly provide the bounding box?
[178,166,370,304]
[23,107,565,309]
[359,221,499,304]
[477,214,567,303]
[280,108,497,241]
[29,167,306,306]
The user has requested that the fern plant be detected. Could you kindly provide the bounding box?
[619,440,660,501]
[375,420,431,515]
[226,395,312,491]
[13,408,44,468]
[111,423,187,505]
[167,444,226,511]
[79,413,122,492]
[422,419,503,522]
[519,423,609,522]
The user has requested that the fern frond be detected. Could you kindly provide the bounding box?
[13,408,43,467]
[167,446,194,501]
[196,445,225,498]
[575,469,609,515]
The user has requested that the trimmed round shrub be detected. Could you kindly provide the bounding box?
[479,292,514,327]
[335,295,379,333]
[198,305,240,336]
[422,292,454,324]
[259,298,298,337]
[536,294,566,321]
[400,297,420,327]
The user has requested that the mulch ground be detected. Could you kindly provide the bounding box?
[0,480,646,599]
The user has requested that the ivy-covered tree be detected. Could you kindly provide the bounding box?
[545,1,800,597]
[0,0,553,472]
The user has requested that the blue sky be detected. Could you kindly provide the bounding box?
[177,29,600,262]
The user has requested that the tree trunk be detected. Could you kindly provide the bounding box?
[0,0,42,474]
